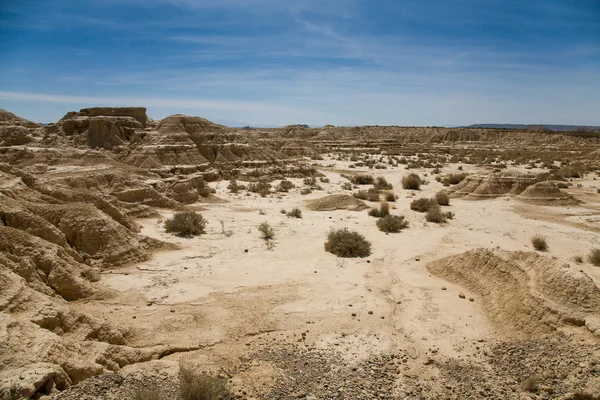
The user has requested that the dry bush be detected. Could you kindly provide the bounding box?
[354,189,380,202]
[410,198,437,212]
[165,211,207,236]
[435,191,450,206]
[351,174,375,185]
[442,173,467,185]
[573,254,584,263]
[227,178,245,194]
[531,234,548,251]
[303,176,317,186]
[374,176,393,190]
[324,228,372,258]
[368,201,390,218]
[258,222,275,240]
[376,215,409,233]
[300,188,312,195]
[341,182,353,190]
[402,173,421,190]
[276,179,295,192]
[286,207,302,218]
[588,248,600,266]
[247,180,271,196]
[320,176,330,183]
[384,192,397,202]
[178,363,231,400]
[425,207,447,223]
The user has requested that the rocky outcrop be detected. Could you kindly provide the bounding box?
[446,173,537,199]
[427,249,600,337]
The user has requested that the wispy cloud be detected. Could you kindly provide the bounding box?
[0,91,287,112]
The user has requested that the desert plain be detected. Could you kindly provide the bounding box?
[0,107,599,400]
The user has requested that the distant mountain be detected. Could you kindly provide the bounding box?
[464,124,600,132]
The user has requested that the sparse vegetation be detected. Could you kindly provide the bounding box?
[573,254,584,264]
[303,177,317,186]
[374,176,393,190]
[247,180,271,197]
[165,211,207,236]
[276,179,295,192]
[531,234,548,251]
[425,207,447,223]
[376,215,409,233]
[588,248,600,266]
[346,174,374,185]
[410,198,437,212]
[368,201,390,218]
[227,178,245,194]
[442,173,468,186]
[258,222,275,240]
[435,191,450,206]
[384,192,397,202]
[341,182,353,190]
[402,173,421,190]
[324,228,372,258]
[300,188,312,195]
[178,363,231,400]
[286,207,302,218]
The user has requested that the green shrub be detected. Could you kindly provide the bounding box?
[531,234,548,251]
[410,198,437,212]
[435,191,450,206]
[324,228,372,258]
[402,173,421,190]
[376,215,409,233]
[425,207,446,223]
[286,207,302,218]
[165,211,207,236]
[258,222,275,240]
[588,248,600,266]
[178,363,231,400]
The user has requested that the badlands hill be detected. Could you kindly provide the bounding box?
[1,107,599,399]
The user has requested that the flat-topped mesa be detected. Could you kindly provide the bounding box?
[58,107,149,150]
[62,107,148,125]
[156,114,229,135]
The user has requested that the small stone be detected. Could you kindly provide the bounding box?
[469,297,475,302]
[415,257,420,261]
[458,292,466,299]
[351,313,357,317]
[132,315,136,319]
[368,311,373,315]
[244,249,249,253]
[441,286,447,290]
[367,260,371,263]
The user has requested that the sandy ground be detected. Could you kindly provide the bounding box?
[71,157,600,396]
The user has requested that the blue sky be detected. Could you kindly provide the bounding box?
[1,0,599,126]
